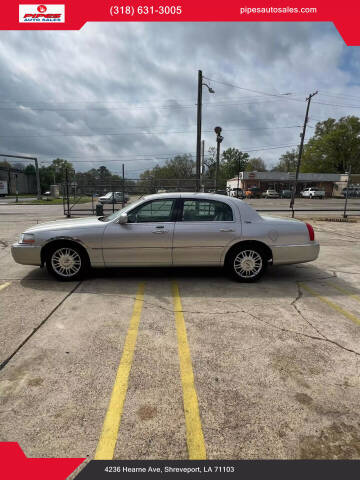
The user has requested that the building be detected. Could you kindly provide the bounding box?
[227,171,360,197]
[0,166,37,194]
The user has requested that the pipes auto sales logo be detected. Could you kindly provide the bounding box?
[19,4,65,23]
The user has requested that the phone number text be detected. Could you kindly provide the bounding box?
[110,5,183,16]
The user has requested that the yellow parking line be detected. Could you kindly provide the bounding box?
[94,282,145,460]
[0,282,11,292]
[172,282,206,460]
[299,282,360,326]
[326,282,360,304]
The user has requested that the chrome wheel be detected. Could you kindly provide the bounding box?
[51,247,82,278]
[233,249,263,279]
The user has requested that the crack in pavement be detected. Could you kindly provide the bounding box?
[291,283,327,340]
[0,281,82,372]
[245,308,360,357]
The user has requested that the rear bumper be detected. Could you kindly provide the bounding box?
[272,241,320,265]
[11,243,42,266]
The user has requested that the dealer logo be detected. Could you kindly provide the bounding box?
[19,4,65,23]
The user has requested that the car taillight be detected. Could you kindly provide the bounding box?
[305,223,315,241]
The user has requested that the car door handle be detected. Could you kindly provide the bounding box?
[219,228,234,232]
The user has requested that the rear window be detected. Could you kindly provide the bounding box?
[182,199,233,222]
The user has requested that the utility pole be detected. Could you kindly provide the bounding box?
[34,158,41,200]
[196,70,203,192]
[289,91,318,217]
[237,160,240,198]
[196,70,215,192]
[15,174,18,203]
[200,140,205,192]
[122,163,125,209]
[214,126,223,193]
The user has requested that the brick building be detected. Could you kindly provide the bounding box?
[227,172,360,197]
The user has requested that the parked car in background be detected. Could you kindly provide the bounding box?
[11,193,320,283]
[229,187,245,199]
[245,187,262,198]
[99,191,129,204]
[342,187,360,198]
[300,187,325,199]
[215,190,228,196]
[280,189,292,199]
[262,189,279,199]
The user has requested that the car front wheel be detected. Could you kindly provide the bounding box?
[46,245,88,281]
[226,246,267,282]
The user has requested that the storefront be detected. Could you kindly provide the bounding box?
[227,172,345,197]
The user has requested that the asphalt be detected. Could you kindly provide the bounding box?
[0,204,360,460]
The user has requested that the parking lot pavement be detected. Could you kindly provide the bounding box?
[1,208,360,460]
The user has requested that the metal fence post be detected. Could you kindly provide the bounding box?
[65,169,70,218]
[343,164,351,219]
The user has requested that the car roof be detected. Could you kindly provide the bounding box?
[141,192,262,222]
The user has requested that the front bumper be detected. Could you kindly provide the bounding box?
[11,243,42,266]
[272,241,320,265]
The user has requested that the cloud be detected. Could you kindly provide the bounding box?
[0,22,359,175]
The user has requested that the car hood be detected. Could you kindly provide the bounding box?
[25,216,105,233]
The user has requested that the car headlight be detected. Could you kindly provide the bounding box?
[19,233,35,244]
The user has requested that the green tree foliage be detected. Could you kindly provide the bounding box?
[221,148,250,178]
[272,149,298,172]
[245,157,267,172]
[302,116,360,173]
[24,164,36,175]
[0,160,11,169]
[139,155,196,192]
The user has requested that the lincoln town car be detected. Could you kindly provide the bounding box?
[11,193,320,282]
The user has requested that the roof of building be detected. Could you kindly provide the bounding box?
[228,172,343,182]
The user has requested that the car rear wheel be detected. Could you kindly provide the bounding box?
[46,245,88,281]
[226,246,267,282]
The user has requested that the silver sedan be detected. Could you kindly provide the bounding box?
[11,193,320,282]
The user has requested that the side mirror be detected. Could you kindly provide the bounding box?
[118,213,128,224]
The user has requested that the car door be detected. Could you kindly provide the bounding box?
[102,198,176,266]
[173,198,239,266]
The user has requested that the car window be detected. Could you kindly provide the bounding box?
[127,199,175,223]
[181,199,233,222]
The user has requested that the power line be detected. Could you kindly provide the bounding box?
[203,76,295,98]
[0,125,302,138]
[0,97,295,112]
[36,143,299,164]
[312,100,360,109]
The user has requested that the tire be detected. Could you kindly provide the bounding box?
[226,245,267,282]
[46,244,88,281]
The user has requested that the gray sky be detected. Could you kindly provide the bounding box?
[1,22,360,177]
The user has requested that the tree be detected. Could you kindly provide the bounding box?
[301,116,360,173]
[272,149,298,172]
[97,165,112,182]
[245,157,267,172]
[221,148,249,179]
[38,158,74,191]
[24,164,36,175]
[0,160,11,169]
[139,154,196,193]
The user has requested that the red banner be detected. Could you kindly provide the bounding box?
[0,0,359,45]
[0,442,85,480]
